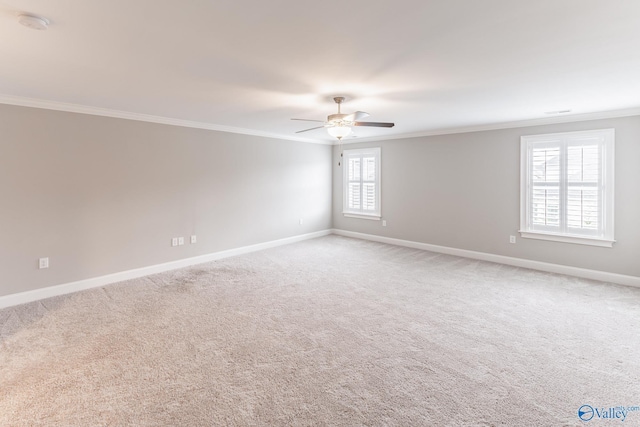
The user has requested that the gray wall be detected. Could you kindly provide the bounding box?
[0,104,332,297]
[3,104,637,299]
[333,116,640,277]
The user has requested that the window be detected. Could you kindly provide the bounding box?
[343,147,381,219]
[520,129,614,247]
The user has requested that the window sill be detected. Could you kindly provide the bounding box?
[343,213,381,221]
[519,231,615,248]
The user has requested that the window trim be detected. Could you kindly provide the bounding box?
[518,231,614,247]
[342,147,381,219]
[519,129,615,247]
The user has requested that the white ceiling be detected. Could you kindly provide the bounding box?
[1,0,640,143]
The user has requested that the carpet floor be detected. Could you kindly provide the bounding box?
[1,235,639,426]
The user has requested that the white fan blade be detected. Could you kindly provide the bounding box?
[343,111,370,121]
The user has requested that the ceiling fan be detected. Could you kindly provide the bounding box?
[292,97,394,140]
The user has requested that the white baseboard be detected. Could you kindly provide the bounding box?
[0,230,332,309]
[3,228,637,309]
[331,229,640,288]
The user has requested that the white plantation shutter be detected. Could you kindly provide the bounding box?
[343,148,381,218]
[520,129,614,247]
[567,144,600,231]
[347,157,361,210]
[531,146,560,228]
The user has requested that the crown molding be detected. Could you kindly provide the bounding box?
[338,107,640,145]
[0,94,331,145]
[2,93,638,147]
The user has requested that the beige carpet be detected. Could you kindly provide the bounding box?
[1,236,639,426]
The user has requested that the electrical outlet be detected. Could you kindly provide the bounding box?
[382,220,387,227]
[509,235,516,244]
[171,238,178,247]
[299,218,303,225]
[39,257,49,269]
[178,237,184,246]
[191,235,197,244]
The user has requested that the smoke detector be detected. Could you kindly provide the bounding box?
[18,14,49,30]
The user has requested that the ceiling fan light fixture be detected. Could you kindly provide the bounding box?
[327,125,351,140]
[293,96,393,138]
